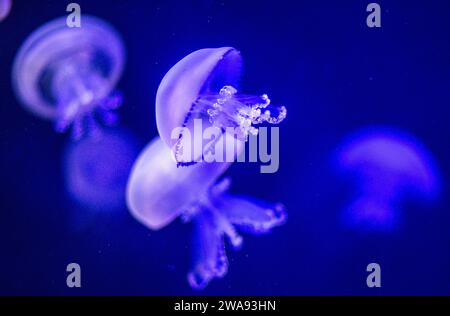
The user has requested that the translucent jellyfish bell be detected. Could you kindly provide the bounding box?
[12,16,125,138]
[127,137,286,289]
[336,128,440,231]
[156,47,287,164]
[64,128,138,211]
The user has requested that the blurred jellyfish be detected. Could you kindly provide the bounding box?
[64,128,139,211]
[0,0,11,22]
[127,47,287,289]
[336,128,440,231]
[12,15,125,138]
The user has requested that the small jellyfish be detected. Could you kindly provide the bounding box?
[336,128,440,231]
[12,15,125,138]
[63,128,138,211]
[0,0,12,22]
[127,47,287,289]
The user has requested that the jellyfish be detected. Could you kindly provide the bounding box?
[63,128,139,211]
[12,15,125,138]
[336,128,440,231]
[127,137,286,289]
[0,0,12,22]
[127,47,287,289]
[156,47,286,165]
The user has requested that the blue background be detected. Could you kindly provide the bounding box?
[0,0,449,295]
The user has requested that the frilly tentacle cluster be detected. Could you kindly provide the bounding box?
[183,178,287,289]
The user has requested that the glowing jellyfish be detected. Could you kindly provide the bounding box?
[127,137,286,289]
[64,128,138,211]
[156,47,286,165]
[0,0,12,22]
[336,128,440,231]
[127,47,287,289]
[12,15,125,138]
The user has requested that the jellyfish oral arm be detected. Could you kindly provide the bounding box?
[194,85,287,141]
[186,178,286,290]
[52,59,123,137]
[172,85,286,166]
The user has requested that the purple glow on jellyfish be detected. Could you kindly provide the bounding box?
[127,47,287,289]
[127,138,286,289]
[336,128,440,231]
[64,129,138,211]
[0,0,12,22]
[156,47,286,165]
[12,16,125,138]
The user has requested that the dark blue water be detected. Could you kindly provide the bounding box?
[1,0,449,295]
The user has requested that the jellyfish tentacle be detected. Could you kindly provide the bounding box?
[187,177,286,289]
[208,205,243,249]
[188,207,229,290]
[172,85,286,165]
[54,90,123,139]
[211,190,287,235]
[208,177,287,233]
[100,90,123,111]
[196,85,287,141]
[96,91,123,127]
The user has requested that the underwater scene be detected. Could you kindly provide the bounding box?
[0,0,449,296]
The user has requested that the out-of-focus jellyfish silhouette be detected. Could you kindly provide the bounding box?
[127,47,287,289]
[64,128,139,211]
[12,15,125,138]
[336,128,440,231]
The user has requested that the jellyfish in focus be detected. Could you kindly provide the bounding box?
[156,47,287,165]
[12,15,125,138]
[0,0,12,22]
[127,137,286,289]
[127,47,287,289]
[336,128,440,231]
[64,128,139,211]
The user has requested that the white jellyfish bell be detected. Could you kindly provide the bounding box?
[127,47,287,289]
[12,16,125,138]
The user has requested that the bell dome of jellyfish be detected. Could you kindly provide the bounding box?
[64,128,139,211]
[156,47,286,165]
[127,47,287,289]
[335,127,441,231]
[12,15,125,138]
